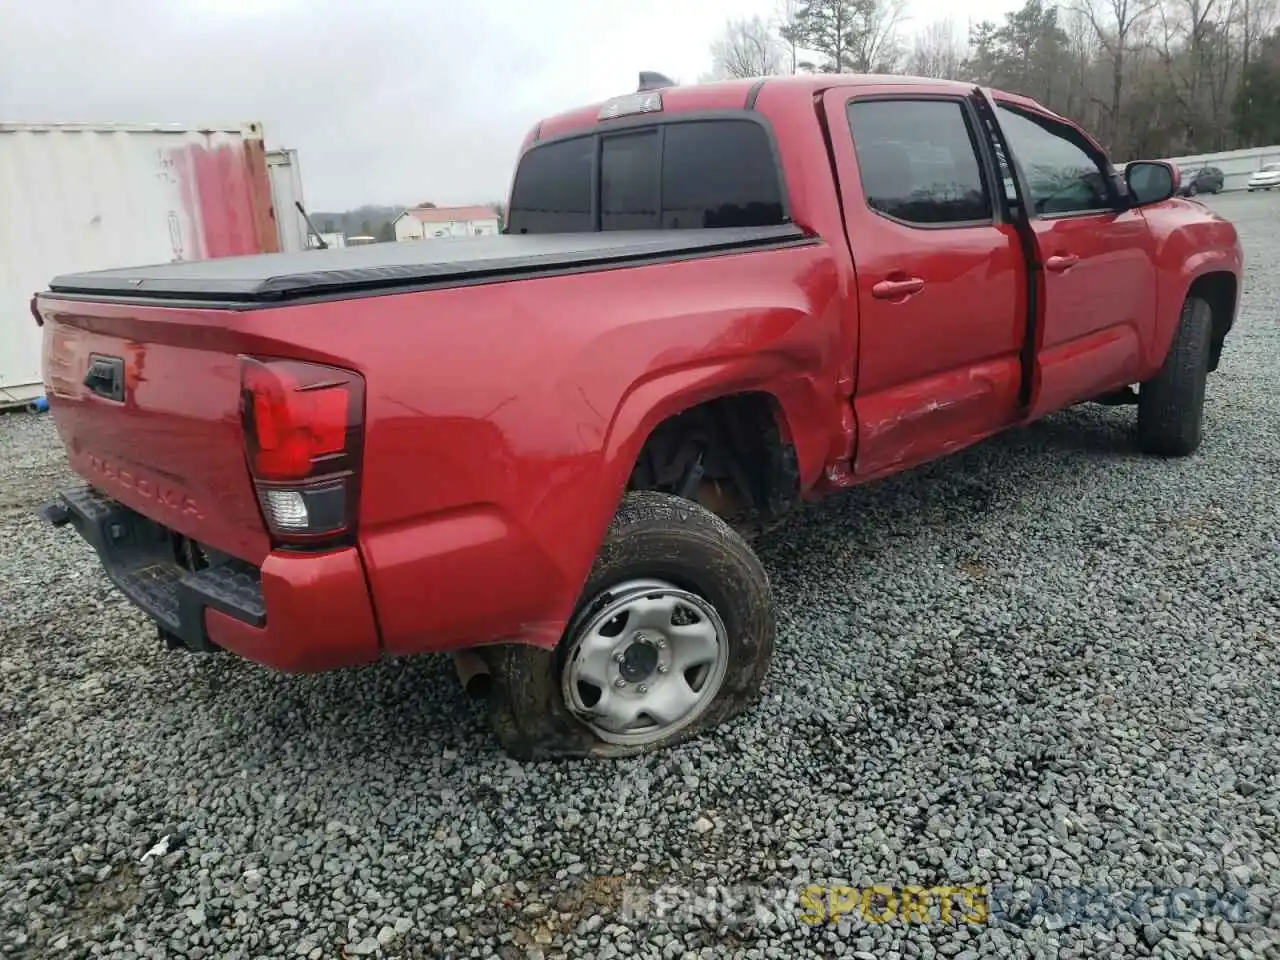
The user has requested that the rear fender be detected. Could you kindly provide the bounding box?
[601,361,831,488]
[533,357,829,647]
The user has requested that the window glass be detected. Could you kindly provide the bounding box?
[507,119,786,234]
[847,99,992,225]
[660,121,785,228]
[507,137,593,233]
[996,105,1111,215]
[601,131,659,230]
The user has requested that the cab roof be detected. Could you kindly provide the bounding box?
[527,73,1052,148]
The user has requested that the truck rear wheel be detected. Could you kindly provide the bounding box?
[486,491,775,760]
[1137,296,1213,457]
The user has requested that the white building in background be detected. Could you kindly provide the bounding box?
[394,205,501,241]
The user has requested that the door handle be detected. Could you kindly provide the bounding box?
[1045,254,1079,272]
[83,354,125,402]
[871,276,925,300]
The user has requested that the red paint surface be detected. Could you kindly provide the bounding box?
[817,85,1028,477]
[43,312,271,563]
[39,75,1244,674]
[206,546,380,673]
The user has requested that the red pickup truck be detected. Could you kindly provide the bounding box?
[35,74,1242,760]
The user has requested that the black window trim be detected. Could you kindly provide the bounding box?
[508,110,794,233]
[992,100,1122,221]
[843,92,1002,232]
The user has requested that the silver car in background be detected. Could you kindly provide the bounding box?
[1246,163,1280,191]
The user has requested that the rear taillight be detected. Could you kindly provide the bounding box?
[239,357,365,548]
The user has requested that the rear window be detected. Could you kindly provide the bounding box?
[601,131,660,230]
[508,118,786,234]
[505,137,594,233]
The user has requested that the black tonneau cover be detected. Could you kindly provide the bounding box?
[46,225,810,305]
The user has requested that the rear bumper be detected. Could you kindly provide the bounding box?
[42,486,380,673]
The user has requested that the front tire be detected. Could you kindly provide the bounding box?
[487,491,775,759]
[1137,297,1213,457]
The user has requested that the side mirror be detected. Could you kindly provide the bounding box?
[1125,161,1179,207]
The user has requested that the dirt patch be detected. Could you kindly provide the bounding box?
[50,862,144,950]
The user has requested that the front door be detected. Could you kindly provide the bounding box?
[821,88,1028,478]
[990,101,1158,419]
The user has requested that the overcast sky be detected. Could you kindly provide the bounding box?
[1,0,1020,211]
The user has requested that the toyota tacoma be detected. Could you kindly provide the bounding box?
[35,74,1243,759]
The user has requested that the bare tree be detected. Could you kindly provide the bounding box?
[700,0,1280,155]
[1077,0,1159,151]
[1156,0,1221,147]
[850,0,909,71]
[1239,0,1278,68]
[777,0,802,73]
[1059,6,1102,126]
[907,17,968,77]
[783,0,906,73]
[707,16,786,79]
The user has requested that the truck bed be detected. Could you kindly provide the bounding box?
[47,224,811,307]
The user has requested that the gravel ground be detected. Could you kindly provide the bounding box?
[2,192,1279,960]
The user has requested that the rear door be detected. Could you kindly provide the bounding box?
[821,87,1027,478]
[989,101,1158,418]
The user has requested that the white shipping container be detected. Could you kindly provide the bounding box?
[0,122,293,407]
[266,148,310,253]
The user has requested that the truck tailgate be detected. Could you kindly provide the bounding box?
[41,301,271,564]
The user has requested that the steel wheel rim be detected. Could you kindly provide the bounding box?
[561,578,730,747]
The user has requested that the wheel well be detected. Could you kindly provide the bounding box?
[627,392,801,532]
[1188,271,1238,373]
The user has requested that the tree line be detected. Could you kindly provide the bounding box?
[707,0,1280,162]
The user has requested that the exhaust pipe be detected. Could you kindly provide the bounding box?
[452,650,491,699]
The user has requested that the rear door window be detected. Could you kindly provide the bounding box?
[847,99,993,225]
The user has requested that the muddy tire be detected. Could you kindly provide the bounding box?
[1137,296,1213,457]
[486,491,774,760]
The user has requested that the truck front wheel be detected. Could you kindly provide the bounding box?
[1137,296,1213,457]
[487,491,775,759]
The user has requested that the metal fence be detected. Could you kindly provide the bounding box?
[1159,145,1280,191]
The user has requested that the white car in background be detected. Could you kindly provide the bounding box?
[1246,163,1280,191]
